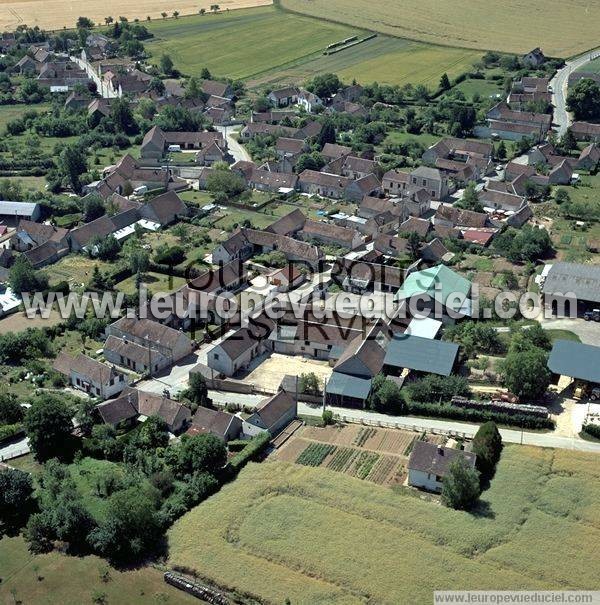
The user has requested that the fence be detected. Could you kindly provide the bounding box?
[335,415,474,439]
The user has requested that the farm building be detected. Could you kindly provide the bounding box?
[542,262,600,316]
[0,201,42,226]
[384,334,460,377]
[407,441,476,493]
[547,340,600,387]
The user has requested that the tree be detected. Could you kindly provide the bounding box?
[0,393,24,424]
[501,346,550,401]
[496,140,507,160]
[200,67,212,80]
[210,4,220,13]
[8,256,47,294]
[75,397,97,435]
[206,167,246,197]
[59,143,88,193]
[472,421,503,480]
[441,457,481,510]
[187,373,209,408]
[184,76,203,100]
[89,234,120,261]
[306,73,341,99]
[149,77,165,95]
[316,120,336,148]
[109,97,137,135]
[136,415,169,450]
[83,195,105,222]
[368,374,405,414]
[456,182,483,212]
[24,395,74,462]
[169,433,227,477]
[406,231,421,260]
[439,72,451,91]
[160,53,174,76]
[560,127,577,153]
[566,78,600,121]
[295,152,325,173]
[173,10,179,18]
[0,468,35,529]
[299,372,320,395]
[104,16,114,25]
[409,375,471,403]
[88,486,161,563]
[253,96,271,112]
[76,16,94,28]
[161,11,167,18]
[509,323,552,353]
[128,247,150,274]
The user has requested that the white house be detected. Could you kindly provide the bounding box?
[407,441,477,493]
[242,390,297,436]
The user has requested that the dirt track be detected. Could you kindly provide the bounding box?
[0,0,272,31]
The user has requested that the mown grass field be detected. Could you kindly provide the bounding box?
[146,6,360,80]
[168,445,600,604]
[0,536,195,605]
[145,6,480,87]
[281,0,600,56]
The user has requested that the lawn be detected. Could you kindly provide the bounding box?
[248,34,481,89]
[577,56,600,74]
[145,6,360,80]
[47,254,117,288]
[281,0,600,56]
[168,445,600,604]
[0,536,195,605]
[544,329,581,343]
[0,102,51,132]
[115,271,187,295]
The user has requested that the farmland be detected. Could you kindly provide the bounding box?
[145,6,480,87]
[276,424,442,485]
[281,0,600,56]
[0,536,195,605]
[168,445,600,604]
[0,0,272,32]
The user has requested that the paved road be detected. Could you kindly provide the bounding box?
[217,125,251,162]
[208,391,600,453]
[538,316,600,345]
[551,50,600,136]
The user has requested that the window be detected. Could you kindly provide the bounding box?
[214,353,219,360]
[435,475,442,482]
[431,191,436,197]
[422,179,426,186]
[305,340,310,346]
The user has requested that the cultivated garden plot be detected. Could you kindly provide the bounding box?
[275,424,444,486]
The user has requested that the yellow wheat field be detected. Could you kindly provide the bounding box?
[0,0,272,31]
[281,0,600,57]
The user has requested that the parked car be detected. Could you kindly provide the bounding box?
[590,387,600,401]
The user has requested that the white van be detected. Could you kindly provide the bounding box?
[167,144,181,152]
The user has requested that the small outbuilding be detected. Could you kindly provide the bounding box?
[547,340,600,386]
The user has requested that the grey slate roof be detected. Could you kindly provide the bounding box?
[326,372,372,400]
[547,340,600,383]
[408,441,476,476]
[542,262,600,304]
[384,334,459,376]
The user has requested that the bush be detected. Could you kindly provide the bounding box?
[154,244,185,266]
[582,424,600,440]
[228,431,271,472]
[0,423,24,443]
[322,410,334,426]
[441,457,481,510]
[405,400,553,430]
[408,375,471,404]
[472,421,503,480]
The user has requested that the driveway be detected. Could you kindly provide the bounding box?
[136,352,202,396]
[550,50,600,136]
[216,125,252,162]
[538,316,600,345]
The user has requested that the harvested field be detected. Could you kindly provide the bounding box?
[280,0,600,56]
[277,423,437,486]
[0,0,272,31]
[169,446,600,604]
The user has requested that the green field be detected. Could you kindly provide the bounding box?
[145,6,480,88]
[115,271,187,295]
[0,536,195,605]
[281,0,600,57]
[577,56,600,74]
[168,446,600,604]
[146,6,359,81]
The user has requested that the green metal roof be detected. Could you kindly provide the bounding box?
[384,334,459,376]
[326,372,372,400]
[396,265,471,314]
[548,340,600,384]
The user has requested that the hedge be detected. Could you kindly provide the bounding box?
[0,423,24,444]
[228,431,271,472]
[405,401,554,430]
[582,424,600,440]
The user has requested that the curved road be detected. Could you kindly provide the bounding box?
[551,49,600,136]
